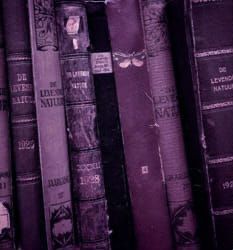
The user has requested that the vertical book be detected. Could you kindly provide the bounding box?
[86,1,136,250]
[185,0,233,248]
[27,0,74,249]
[0,10,14,250]
[168,0,233,249]
[1,0,46,249]
[55,1,110,249]
[139,0,199,249]
[106,0,173,249]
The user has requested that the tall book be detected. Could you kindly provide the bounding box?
[139,0,199,249]
[85,2,136,249]
[0,11,14,250]
[55,1,111,249]
[27,0,74,249]
[1,1,46,249]
[168,0,233,249]
[106,1,173,249]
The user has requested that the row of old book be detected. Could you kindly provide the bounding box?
[0,0,232,250]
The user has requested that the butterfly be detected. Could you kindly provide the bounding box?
[112,50,146,68]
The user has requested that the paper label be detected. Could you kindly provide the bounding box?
[91,52,113,74]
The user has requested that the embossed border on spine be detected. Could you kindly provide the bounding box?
[33,0,58,51]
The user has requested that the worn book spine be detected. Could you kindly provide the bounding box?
[85,2,135,250]
[185,0,233,249]
[0,13,14,250]
[139,1,199,249]
[106,1,173,250]
[1,1,46,249]
[169,0,233,249]
[27,0,74,249]
[55,1,110,249]
[166,1,215,248]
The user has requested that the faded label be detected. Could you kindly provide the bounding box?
[91,52,113,74]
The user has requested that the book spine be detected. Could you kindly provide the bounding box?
[0,14,14,250]
[1,1,47,249]
[105,1,173,249]
[85,2,136,250]
[27,0,75,249]
[139,1,199,249]
[184,0,233,249]
[55,2,111,249]
[166,1,215,248]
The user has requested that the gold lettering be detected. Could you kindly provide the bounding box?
[40,97,64,108]
[17,73,27,82]
[18,140,35,150]
[12,96,34,104]
[11,84,33,93]
[66,71,89,78]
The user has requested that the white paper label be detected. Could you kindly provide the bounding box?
[91,52,113,74]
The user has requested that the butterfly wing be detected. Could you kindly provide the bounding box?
[113,52,132,68]
[132,58,144,67]
[119,59,132,68]
[132,50,146,67]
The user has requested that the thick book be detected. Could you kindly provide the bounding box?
[139,0,199,249]
[167,0,233,249]
[55,1,110,249]
[85,2,136,250]
[105,1,173,249]
[0,12,14,250]
[1,1,46,249]
[27,0,75,249]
